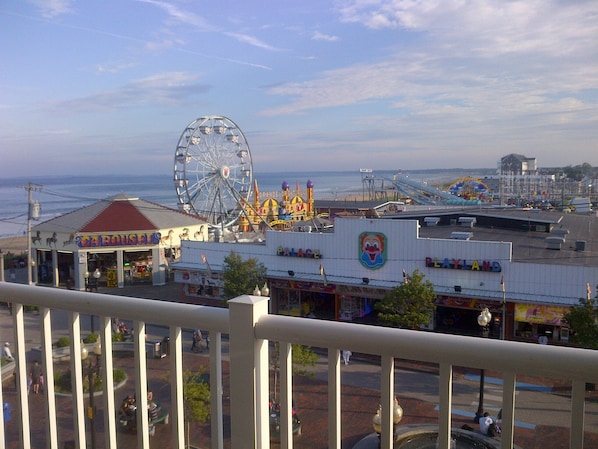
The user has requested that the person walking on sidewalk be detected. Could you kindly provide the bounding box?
[342,349,352,365]
[191,329,203,353]
[3,342,14,362]
[30,360,42,395]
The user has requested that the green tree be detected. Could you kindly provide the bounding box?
[563,292,598,349]
[375,269,436,329]
[222,251,267,299]
[269,342,318,400]
[163,368,210,449]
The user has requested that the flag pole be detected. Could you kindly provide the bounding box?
[501,276,506,340]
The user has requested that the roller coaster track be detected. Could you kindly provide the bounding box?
[362,173,481,206]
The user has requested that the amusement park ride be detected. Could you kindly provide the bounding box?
[173,115,317,234]
[172,115,493,235]
[361,169,488,206]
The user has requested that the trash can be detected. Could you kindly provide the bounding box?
[146,341,161,358]
[161,336,170,357]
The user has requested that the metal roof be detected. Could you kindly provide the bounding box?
[33,193,207,234]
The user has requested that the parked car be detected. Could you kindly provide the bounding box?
[269,399,301,437]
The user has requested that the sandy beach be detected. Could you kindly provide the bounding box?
[0,236,27,254]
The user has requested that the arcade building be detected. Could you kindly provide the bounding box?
[172,212,597,345]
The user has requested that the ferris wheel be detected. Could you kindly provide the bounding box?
[173,116,253,228]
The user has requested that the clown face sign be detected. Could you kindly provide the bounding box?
[359,232,387,270]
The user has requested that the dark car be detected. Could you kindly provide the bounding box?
[269,399,301,437]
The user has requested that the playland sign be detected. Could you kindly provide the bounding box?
[425,257,502,272]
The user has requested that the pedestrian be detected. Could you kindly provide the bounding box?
[30,360,42,395]
[538,332,548,345]
[2,342,14,362]
[204,332,210,351]
[478,411,500,436]
[342,349,352,365]
[191,329,203,353]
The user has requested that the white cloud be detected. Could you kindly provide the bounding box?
[224,32,283,51]
[312,31,339,42]
[28,0,73,18]
[46,72,210,113]
[136,0,217,31]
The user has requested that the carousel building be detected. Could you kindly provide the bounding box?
[30,194,208,290]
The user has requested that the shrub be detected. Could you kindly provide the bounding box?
[56,337,70,348]
[84,333,99,343]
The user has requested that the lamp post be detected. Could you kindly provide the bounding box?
[475,307,491,422]
[372,396,403,445]
[93,267,101,287]
[261,282,270,297]
[82,341,102,449]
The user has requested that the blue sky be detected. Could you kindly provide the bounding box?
[1,0,597,178]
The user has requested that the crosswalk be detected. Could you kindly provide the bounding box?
[456,373,535,429]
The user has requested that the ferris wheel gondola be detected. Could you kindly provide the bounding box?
[173,116,253,228]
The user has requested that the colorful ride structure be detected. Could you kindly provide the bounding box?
[447,177,492,201]
[238,180,316,232]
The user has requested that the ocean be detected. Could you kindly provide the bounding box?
[0,168,494,238]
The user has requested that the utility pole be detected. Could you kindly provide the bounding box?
[18,182,42,285]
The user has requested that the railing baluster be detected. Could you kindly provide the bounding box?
[133,320,150,448]
[170,326,185,449]
[502,372,516,449]
[328,347,341,449]
[438,363,452,449]
[14,303,31,448]
[69,312,86,449]
[41,307,58,449]
[570,379,586,449]
[280,341,293,449]
[380,355,394,449]
[100,315,117,449]
[209,331,224,449]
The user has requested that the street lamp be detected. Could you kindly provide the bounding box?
[93,267,101,286]
[475,307,491,422]
[82,341,102,449]
[372,397,403,443]
[261,282,270,297]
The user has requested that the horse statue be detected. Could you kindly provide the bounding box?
[194,225,206,241]
[46,232,58,247]
[179,228,190,240]
[31,231,42,245]
[161,230,174,244]
[63,234,75,246]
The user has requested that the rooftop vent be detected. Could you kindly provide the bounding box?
[450,232,473,240]
[545,236,564,250]
[424,217,440,226]
[552,228,570,240]
[458,217,476,228]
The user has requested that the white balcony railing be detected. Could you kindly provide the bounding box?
[1,282,598,449]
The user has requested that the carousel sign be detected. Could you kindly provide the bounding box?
[76,232,161,248]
